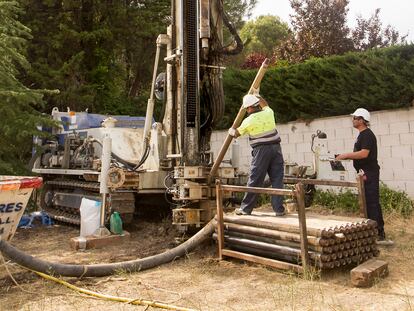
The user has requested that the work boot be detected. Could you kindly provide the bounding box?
[275,211,286,217]
[235,208,251,216]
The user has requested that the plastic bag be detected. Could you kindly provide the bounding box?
[80,198,101,237]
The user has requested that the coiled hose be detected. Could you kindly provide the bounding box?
[0,220,214,278]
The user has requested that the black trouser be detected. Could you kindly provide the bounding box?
[364,169,385,238]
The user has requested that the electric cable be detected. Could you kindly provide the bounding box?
[27,268,198,311]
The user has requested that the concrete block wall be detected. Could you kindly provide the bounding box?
[211,106,414,198]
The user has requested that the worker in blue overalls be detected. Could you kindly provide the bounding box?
[228,94,285,216]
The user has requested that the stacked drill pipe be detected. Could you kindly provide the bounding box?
[214,212,379,270]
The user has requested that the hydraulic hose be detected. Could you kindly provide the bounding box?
[0,220,214,278]
[90,138,141,170]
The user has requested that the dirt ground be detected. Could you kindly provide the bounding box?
[1,210,414,311]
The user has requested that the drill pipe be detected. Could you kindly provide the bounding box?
[219,229,333,254]
[219,222,331,247]
[223,215,335,238]
[213,233,330,262]
[215,236,377,269]
[223,214,378,239]
[219,230,377,262]
[219,218,376,249]
[226,244,335,269]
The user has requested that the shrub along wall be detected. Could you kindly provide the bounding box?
[219,44,414,129]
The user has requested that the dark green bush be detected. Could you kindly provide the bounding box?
[220,44,414,129]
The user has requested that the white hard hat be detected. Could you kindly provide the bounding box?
[242,94,260,108]
[351,108,370,122]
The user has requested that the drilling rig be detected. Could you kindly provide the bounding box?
[155,0,246,232]
[32,0,247,232]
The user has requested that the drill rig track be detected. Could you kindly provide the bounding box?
[41,179,135,225]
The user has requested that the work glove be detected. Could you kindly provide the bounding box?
[228,128,237,137]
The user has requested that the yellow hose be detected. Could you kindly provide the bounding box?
[30,269,198,311]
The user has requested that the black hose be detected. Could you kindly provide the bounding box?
[90,139,140,170]
[133,142,151,171]
[0,220,214,277]
[110,152,137,169]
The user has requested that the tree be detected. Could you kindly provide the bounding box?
[222,45,414,128]
[18,0,170,115]
[0,1,54,174]
[277,0,353,63]
[240,15,290,56]
[352,9,407,51]
[18,0,253,115]
[276,0,407,63]
[224,0,258,30]
[240,52,267,69]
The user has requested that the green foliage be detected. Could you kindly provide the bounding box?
[313,189,359,213]
[0,1,55,174]
[0,0,257,173]
[312,183,414,216]
[223,0,258,30]
[18,0,170,115]
[379,183,414,216]
[276,0,406,63]
[220,44,414,129]
[239,15,290,56]
[18,0,257,117]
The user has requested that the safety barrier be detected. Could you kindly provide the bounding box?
[0,176,43,241]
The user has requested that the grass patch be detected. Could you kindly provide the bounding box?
[312,183,414,216]
[379,183,414,216]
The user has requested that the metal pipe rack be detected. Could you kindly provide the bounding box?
[214,175,371,273]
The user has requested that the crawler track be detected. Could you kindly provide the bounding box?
[41,180,135,225]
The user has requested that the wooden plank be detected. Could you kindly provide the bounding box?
[283,177,358,187]
[350,259,389,287]
[209,59,270,181]
[221,185,294,196]
[221,249,303,273]
[215,180,225,260]
[70,231,130,250]
[356,174,368,218]
[296,183,310,270]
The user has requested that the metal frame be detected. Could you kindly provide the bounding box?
[214,175,368,273]
[283,176,367,217]
[32,168,98,175]
[215,180,309,274]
